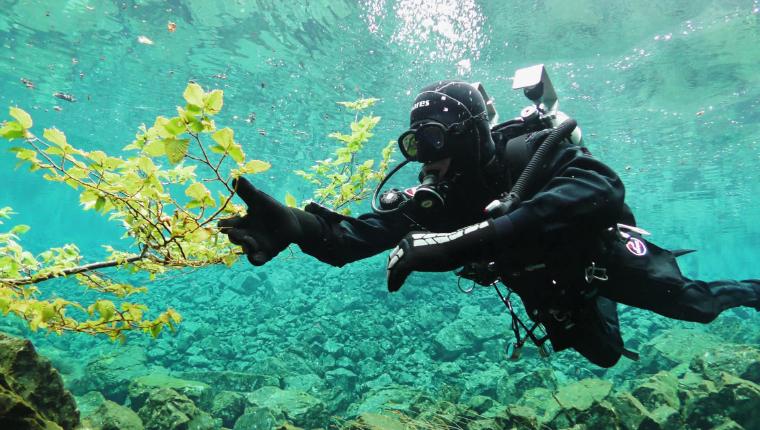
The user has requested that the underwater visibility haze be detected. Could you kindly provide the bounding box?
[1,0,760,429]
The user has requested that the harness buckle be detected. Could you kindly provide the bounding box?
[584,261,608,284]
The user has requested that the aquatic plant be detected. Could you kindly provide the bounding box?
[0,84,392,341]
[294,97,395,215]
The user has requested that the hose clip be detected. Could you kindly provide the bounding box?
[584,261,608,284]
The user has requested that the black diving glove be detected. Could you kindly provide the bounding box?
[218,177,322,266]
[386,220,496,292]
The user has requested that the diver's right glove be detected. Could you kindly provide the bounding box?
[218,177,323,266]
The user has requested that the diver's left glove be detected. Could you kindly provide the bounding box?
[386,220,497,292]
[218,177,323,266]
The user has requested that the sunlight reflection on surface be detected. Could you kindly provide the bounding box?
[363,0,487,63]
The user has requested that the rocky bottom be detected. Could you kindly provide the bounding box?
[1,328,759,430]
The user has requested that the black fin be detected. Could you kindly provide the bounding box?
[672,249,697,257]
[620,348,640,361]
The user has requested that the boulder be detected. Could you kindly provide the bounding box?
[324,367,357,393]
[675,370,718,406]
[339,412,406,430]
[75,391,106,419]
[465,417,503,430]
[638,405,681,430]
[432,308,504,360]
[549,379,614,429]
[0,377,62,430]
[283,373,324,394]
[363,373,393,391]
[70,346,153,403]
[0,332,79,429]
[515,387,561,424]
[689,344,760,385]
[631,371,680,411]
[573,399,619,429]
[348,385,423,416]
[210,391,247,428]
[490,404,540,430]
[709,419,746,430]
[128,374,213,410]
[137,388,219,430]
[636,329,722,375]
[513,378,614,429]
[496,368,556,404]
[465,395,498,415]
[233,406,284,430]
[246,386,326,429]
[436,361,462,378]
[554,378,613,411]
[684,372,760,430]
[461,367,502,399]
[179,370,278,392]
[412,400,479,430]
[609,392,651,430]
[80,399,143,430]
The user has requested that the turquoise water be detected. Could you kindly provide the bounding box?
[2,0,760,428]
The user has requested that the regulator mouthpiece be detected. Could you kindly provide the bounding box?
[413,171,446,211]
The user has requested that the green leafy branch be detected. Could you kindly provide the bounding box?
[0,83,270,341]
[0,88,394,342]
[294,98,395,215]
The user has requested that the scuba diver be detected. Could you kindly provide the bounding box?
[218,65,760,367]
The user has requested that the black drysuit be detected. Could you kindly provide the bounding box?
[297,135,760,367]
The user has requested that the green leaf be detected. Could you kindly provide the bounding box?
[336,98,380,111]
[228,143,244,163]
[0,207,14,220]
[11,147,37,162]
[94,196,106,212]
[187,118,204,133]
[203,90,223,114]
[163,117,186,136]
[187,227,211,242]
[9,107,33,129]
[231,159,270,178]
[10,224,30,235]
[152,116,173,139]
[168,164,197,183]
[0,121,26,139]
[66,166,89,179]
[92,300,116,322]
[150,324,163,338]
[246,160,270,174]
[211,128,244,162]
[285,193,297,208]
[137,157,157,175]
[211,128,234,149]
[88,151,107,164]
[164,138,189,164]
[43,128,68,147]
[185,182,210,201]
[222,253,239,267]
[166,308,182,324]
[43,146,64,156]
[340,183,354,199]
[142,139,166,157]
[186,103,202,114]
[183,83,204,107]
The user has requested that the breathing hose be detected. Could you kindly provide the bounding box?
[371,160,410,214]
[486,118,578,217]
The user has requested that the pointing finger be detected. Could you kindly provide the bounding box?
[232,177,281,212]
[218,216,243,230]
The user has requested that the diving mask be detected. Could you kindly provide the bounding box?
[397,114,485,163]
